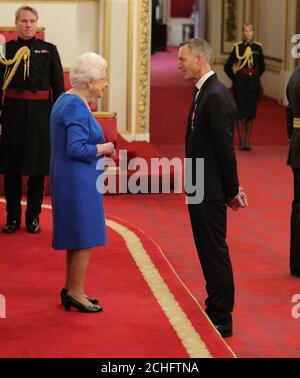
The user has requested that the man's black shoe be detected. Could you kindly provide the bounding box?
[214,323,233,338]
[26,219,41,234]
[291,272,300,278]
[2,220,20,234]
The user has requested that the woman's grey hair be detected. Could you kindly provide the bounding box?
[180,38,213,65]
[70,52,107,89]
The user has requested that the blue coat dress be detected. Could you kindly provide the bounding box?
[50,93,107,250]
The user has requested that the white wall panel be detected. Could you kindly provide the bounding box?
[258,0,285,62]
[0,1,98,67]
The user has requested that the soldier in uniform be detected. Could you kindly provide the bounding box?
[0,6,64,233]
[286,65,300,277]
[224,23,265,151]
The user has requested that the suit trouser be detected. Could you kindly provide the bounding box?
[188,199,234,325]
[4,174,45,224]
[290,168,300,275]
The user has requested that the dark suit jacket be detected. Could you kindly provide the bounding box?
[286,65,300,168]
[185,74,239,201]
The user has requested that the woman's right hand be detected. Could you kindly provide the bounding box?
[97,142,115,157]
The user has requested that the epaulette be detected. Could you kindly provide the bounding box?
[233,41,243,47]
[253,41,263,46]
[0,46,30,90]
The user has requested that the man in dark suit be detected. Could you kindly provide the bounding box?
[0,5,64,234]
[178,38,248,338]
[286,65,300,277]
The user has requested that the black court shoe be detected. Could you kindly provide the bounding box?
[26,219,41,234]
[60,288,99,306]
[238,143,246,151]
[63,294,102,313]
[2,220,20,234]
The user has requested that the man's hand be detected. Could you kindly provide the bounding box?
[227,186,248,211]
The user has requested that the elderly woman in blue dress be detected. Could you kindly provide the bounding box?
[50,52,115,313]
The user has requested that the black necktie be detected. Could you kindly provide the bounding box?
[192,86,199,106]
[188,87,199,131]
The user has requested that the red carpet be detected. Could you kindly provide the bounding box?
[148,49,293,358]
[150,47,193,145]
[0,200,233,358]
[0,146,299,357]
[103,145,299,358]
[0,50,295,359]
[150,47,287,145]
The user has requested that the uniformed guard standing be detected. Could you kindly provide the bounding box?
[224,23,265,151]
[286,65,300,277]
[0,6,64,233]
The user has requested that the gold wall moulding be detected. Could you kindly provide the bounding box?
[126,0,134,134]
[265,63,282,74]
[136,0,150,134]
[0,26,45,31]
[221,0,238,54]
[92,111,117,118]
[103,0,111,112]
[264,56,283,64]
[213,58,227,65]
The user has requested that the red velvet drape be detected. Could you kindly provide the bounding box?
[0,30,44,43]
[171,0,195,18]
